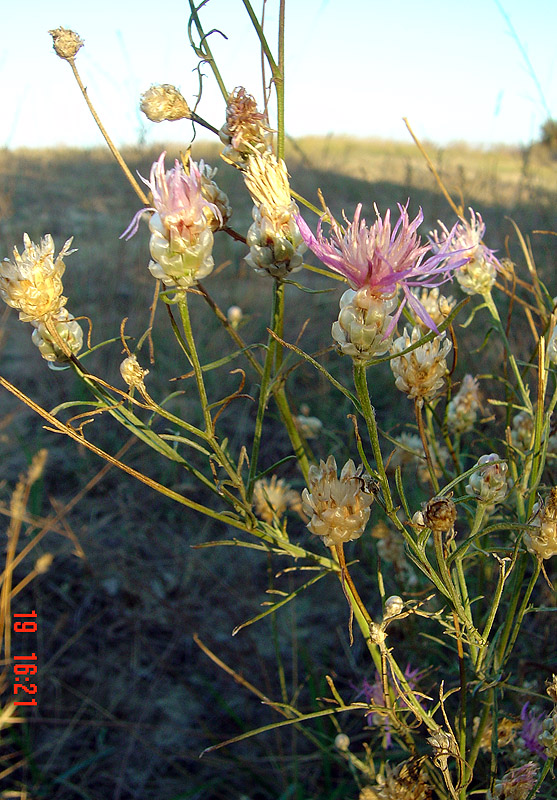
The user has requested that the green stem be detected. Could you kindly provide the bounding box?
[483,290,532,413]
[497,558,541,669]
[178,293,212,433]
[188,0,228,101]
[247,282,282,499]
[353,364,393,512]
[525,758,554,800]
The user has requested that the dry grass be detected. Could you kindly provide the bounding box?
[0,137,556,799]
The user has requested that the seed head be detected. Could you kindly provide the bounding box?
[140,84,191,122]
[412,287,456,331]
[390,326,452,406]
[301,455,374,547]
[49,27,84,60]
[466,454,509,505]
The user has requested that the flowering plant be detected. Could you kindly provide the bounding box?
[1,3,556,799]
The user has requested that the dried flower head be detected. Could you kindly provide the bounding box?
[430,208,500,296]
[332,287,398,362]
[219,87,272,163]
[253,476,301,524]
[387,432,448,483]
[511,411,534,453]
[1,234,74,322]
[524,488,557,559]
[546,674,557,705]
[390,326,452,406]
[297,203,466,334]
[466,454,510,505]
[360,760,433,800]
[120,354,149,390]
[411,287,456,331]
[421,495,457,533]
[488,762,539,800]
[122,153,221,289]
[472,714,520,752]
[30,308,83,365]
[49,27,84,60]
[447,374,482,435]
[243,151,306,278]
[140,84,191,122]
[302,455,374,547]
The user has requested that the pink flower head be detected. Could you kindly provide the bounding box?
[430,207,500,268]
[121,152,220,247]
[296,203,466,333]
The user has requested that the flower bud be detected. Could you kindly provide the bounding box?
[334,733,350,752]
[140,84,191,122]
[488,763,538,800]
[465,454,509,505]
[384,595,404,619]
[226,305,243,329]
[49,27,84,60]
[302,455,374,547]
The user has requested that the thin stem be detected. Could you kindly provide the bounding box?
[188,0,228,101]
[247,282,281,499]
[353,364,394,512]
[483,290,532,413]
[415,399,439,493]
[498,558,541,668]
[178,293,213,433]
[67,59,149,206]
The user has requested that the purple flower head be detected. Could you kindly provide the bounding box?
[296,203,466,333]
[520,702,546,760]
[121,152,220,247]
[356,664,427,748]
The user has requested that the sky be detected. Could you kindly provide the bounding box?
[2,0,556,150]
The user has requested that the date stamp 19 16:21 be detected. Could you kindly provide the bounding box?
[12,610,38,708]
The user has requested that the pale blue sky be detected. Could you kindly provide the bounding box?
[2,0,556,149]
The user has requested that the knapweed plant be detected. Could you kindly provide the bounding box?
[2,4,557,799]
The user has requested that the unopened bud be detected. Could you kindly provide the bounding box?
[384,595,404,619]
[334,733,350,751]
